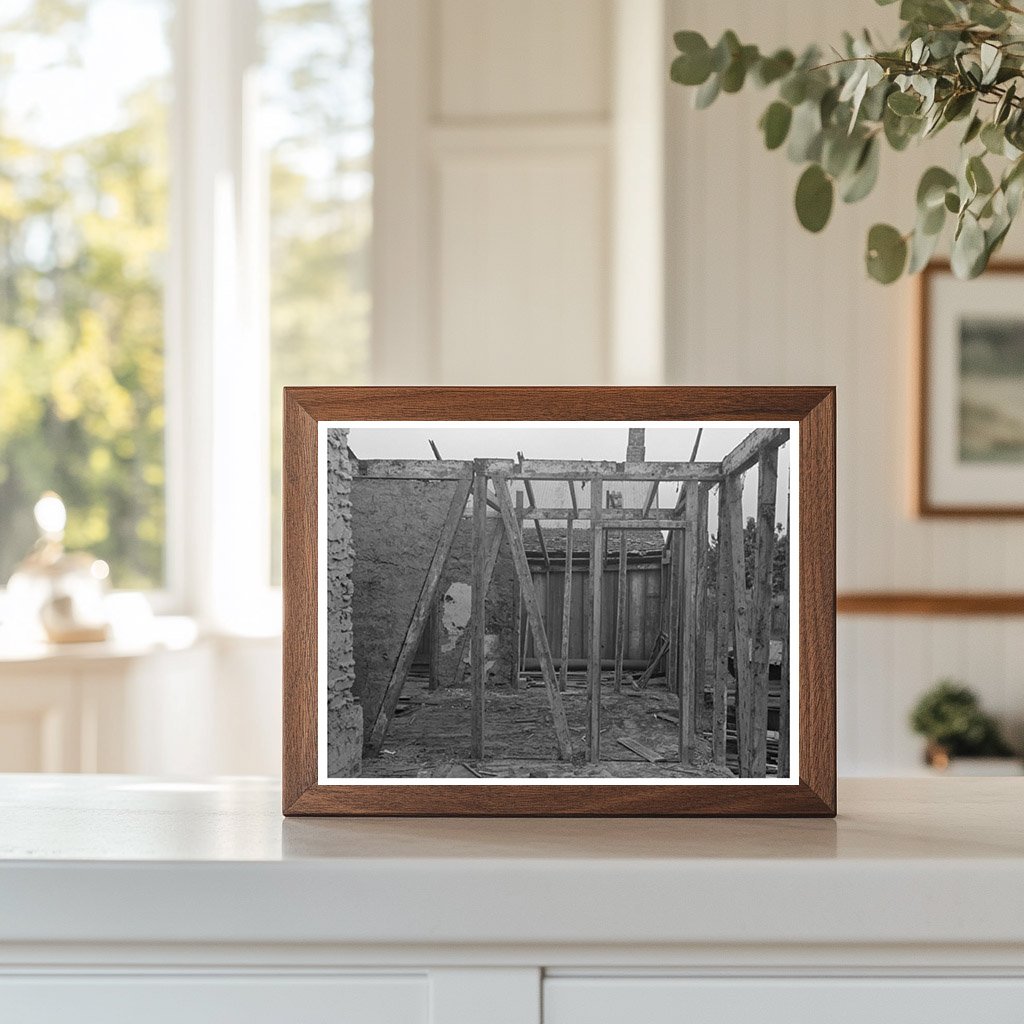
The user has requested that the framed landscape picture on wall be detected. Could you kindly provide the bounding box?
[918,262,1024,517]
[282,387,836,816]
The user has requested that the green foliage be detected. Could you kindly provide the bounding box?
[670,0,1024,282]
[909,680,1015,756]
[0,3,168,587]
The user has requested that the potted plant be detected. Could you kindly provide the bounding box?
[909,680,1020,773]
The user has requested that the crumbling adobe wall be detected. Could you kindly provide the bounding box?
[351,481,518,731]
[435,517,516,686]
[351,477,459,729]
[325,428,362,777]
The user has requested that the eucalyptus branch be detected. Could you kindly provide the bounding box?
[670,0,1024,283]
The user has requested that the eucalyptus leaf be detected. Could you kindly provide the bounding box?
[754,49,795,87]
[996,82,1017,124]
[980,41,1002,86]
[967,154,995,195]
[787,100,824,162]
[694,73,721,109]
[760,101,793,150]
[962,115,983,145]
[908,221,942,273]
[951,211,987,278]
[981,121,1006,155]
[842,137,881,203]
[795,164,834,232]
[888,90,921,115]
[917,166,957,210]
[866,223,908,283]
[710,31,740,73]
[970,2,1009,29]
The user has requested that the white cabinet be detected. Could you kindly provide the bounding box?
[1,974,428,1024]
[544,977,1024,1024]
[1,778,1022,1024]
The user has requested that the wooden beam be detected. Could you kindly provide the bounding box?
[692,484,710,745]
[356,460,476,480]
[750,446,779,778]
[679,480,699,765]
[470,466,487,760]
[836,592,1024,615]
[725,471,755,776]
[688,427,704,463]
[367,471,474,751]
[588,476,604,763]
[641,479,659,517]
[448,519,505,688]
[721,427,789,478]
[568,479,578,515]
[665,534,681,704]
[519,475,551,570]
[486,459,723,481]
[515,489,527,689]
[559,521,574,692]
[778,490,791,779]
[428,439,442,460]
[522,507,676,521]
[521,511,684,529]
[492,475,573,759]
[614,530,627,693]
[712,482,734,767]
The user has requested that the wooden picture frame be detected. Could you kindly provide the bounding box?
[917,260,1024,517]
[283,387,836,816]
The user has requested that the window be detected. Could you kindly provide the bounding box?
[0,0,373,615]
[262,0,373,581]
[0,0,172,589]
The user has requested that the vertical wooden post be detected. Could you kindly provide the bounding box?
[665,536,680,699]
[726,470,754,776]
[515,489,527,690]
[680,480,699,765]
[559,519,574,691]
[493,474,573,759]
[712,481,734,767]
[692,484,710,734]
[470,464,487,760]
[613,529,627,692]
[778,489,791,778]
[751,447,779,777]
[587,476,604,763]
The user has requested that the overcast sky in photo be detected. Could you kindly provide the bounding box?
[343,423,793,535]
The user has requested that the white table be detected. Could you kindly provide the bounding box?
[1,775,1022,1023]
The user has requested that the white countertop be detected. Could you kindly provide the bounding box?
[2,775,1022,952]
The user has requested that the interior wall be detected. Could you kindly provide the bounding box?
[373,0,623,385]
[664,0,1024,772]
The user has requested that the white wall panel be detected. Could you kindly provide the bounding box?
[436,151,608,384]
[665,0,1024,774]
[438,0,610,120]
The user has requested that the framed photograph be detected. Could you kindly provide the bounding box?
[918,261,1024,517]
[283,387,835,816]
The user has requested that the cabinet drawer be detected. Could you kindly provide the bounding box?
[0,974,428,1024]
[544,977,1024,1024]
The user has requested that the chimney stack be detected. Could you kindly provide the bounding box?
[626,427,646,463]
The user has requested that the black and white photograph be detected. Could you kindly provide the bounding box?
[320,421,796,783]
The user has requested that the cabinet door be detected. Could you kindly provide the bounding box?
[544,977,1024,1024]
[0,973,428,1024]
